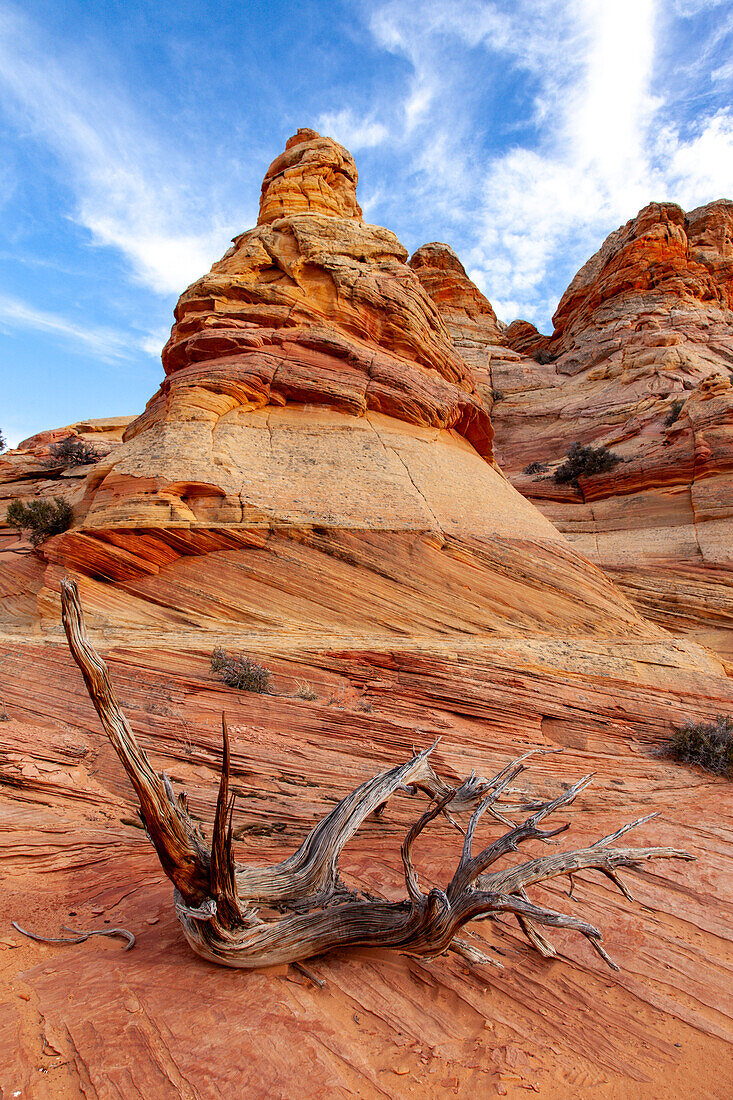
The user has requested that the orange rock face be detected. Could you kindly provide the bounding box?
[414,201,733,657]
[258,126,364,223]
[2,136,733,1098]
[409,243,504,390]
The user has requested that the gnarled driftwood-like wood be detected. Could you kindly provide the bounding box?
[60,577,694,973]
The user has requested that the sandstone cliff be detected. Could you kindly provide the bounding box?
[1,134,733,1099]
[413,202,733,658]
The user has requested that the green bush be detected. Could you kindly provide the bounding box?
[211,646,272,693]
[664,716,733,778]
[6,497,73,547]
[523,461,548,476]
[553,442,622,486]
[48,436,101,467]
[0,430,6,452]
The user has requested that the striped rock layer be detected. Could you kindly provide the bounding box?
[413,201,733,658]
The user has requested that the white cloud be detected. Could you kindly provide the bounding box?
[0,4,253,296]
[0,293,135,361]
[712,59,733,82]
[317,109,389,150]
[365,0,733,329]
[659,111,733,207]
[0,293,167,362]
[671,0,729,14]
[137,326,170,359]
[0,0,729,341]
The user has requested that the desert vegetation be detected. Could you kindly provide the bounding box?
[664,715,733,778]
[553,442,622,485]
[665,398,685,426]
[534,347,556,364]
[6,497,73,546]
[211,646,272,693]
[47,436,102,467]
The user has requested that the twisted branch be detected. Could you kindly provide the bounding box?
[59,577,695,974]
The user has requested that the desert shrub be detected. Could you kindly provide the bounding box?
[663,715,733,778]
[294,679,317,700]
[553,442,622,485]
[534,348,556,364]
[665,399,684,427]
[523,461,548,476]
[491,389,505,402]
[0,430,6,452]
[48,436,101,467]
[211,646,272,693]
[6,497,73,546]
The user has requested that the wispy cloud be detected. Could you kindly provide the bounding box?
[0,0,730,343]
[0,3,253,296]
[0,292,152,362]
[359,0,733,329]
[316,108,389,150]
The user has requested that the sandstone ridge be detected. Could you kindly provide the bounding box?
[413,199,733,657]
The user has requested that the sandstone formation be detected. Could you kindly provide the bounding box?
[409,243,504,394]
[2,134,733,1098]
[412,202,733,658]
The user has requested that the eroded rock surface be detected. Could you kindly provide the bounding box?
[1,640,732,1098]
[413,202,733,657]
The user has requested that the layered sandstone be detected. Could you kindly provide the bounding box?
[2,637,733,1098]
[413,202,733,657]
[2,134,733,1098]
[0,129,662,648]
[409,243,503,395]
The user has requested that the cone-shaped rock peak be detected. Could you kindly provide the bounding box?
[153,128,492,463]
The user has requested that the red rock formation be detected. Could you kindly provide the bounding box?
[258,126,364,223]
[409,243,504,394]
[1,635,732,1097]
[413,201,733,657]
[2,136,733,1097]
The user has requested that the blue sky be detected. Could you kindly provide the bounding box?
[1,0,732,446]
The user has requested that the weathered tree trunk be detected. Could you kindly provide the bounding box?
[60,578,693,973]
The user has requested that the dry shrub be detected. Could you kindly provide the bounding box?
[48,437,101,467]
[664,716,733,778]
[210,646,272,693]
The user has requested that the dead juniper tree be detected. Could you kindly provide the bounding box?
[60,578,692,973]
